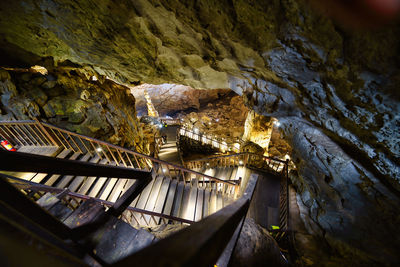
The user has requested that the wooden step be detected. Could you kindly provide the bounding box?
[194,188,204,221]
[91,217,141,264]
[203,189,210,218]
[77,158,109,195]
[68,155,101,192]
[47,202,74,221]
[182,185,197,221]
[151,178,171,226]
[31,149,72,184]
[88,162,117,199]
[171,181,184,218]
[216,193,223,211]
[56,153,92,188]
[142,176,164,225]
[36,192,59,210]
[209,189,217,215]
[133,178,156,225]
[45,151,81,186]
[63,198,104,228]
[161,179,177,218]
[178,183,191,219]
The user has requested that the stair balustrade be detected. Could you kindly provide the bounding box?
[177,126,242,153]
[0,120,239,199]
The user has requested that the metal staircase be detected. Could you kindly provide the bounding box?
[0,119,291,266]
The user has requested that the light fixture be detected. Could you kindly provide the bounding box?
[158,124,163,129]
[239,160,244,165]
[273,120,281,127]
[91,75,98,81]
[284,154,291,161]
[194,128,199,134]
[96,147,102,152]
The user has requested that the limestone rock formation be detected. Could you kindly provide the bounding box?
[230,218,287,267]
[0,0,399,265]
[0,67,146,152]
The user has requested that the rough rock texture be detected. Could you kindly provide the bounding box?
[0,67,146,152]
[0,0,399,265]
[230,218,287,267]
[242,110,274,153]
[179,92,248,144]
[131,83,231,117]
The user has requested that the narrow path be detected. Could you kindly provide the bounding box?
[158,126,181,165]
[247,170,281,230]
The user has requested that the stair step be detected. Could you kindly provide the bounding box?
[162,179,177,218]
[36,192,59,210]
[143,176,164,225]
[31,149,73,184]
[48,202,74,221]
[133,178,156,225]
[178,183,191,219]
[91,217,142,264]
[194,188,204,221]
[63,198,104,228]
[203,189,210,218]
[98,162,118,200]
[88,162,117,199]
[128,229,156,253]
[56,153,92,188]
[68,155,101,192]
[45,151,81,186]
[209,189,217,214]
[182,185,197,221]
[216,193,223,211]
[108,177,130,203]
[151,178,171,226]
[171,181,184,218]
[77,158,109,195]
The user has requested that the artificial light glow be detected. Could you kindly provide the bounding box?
[91,75,98,81]
[158,124,163,129]
[239,160,244,165]
[194,128,199,134]
[30,65,48,75]
[96,147,102,152]
[273,120,281,127]
[284,154,291,161]
[215,118,219,122]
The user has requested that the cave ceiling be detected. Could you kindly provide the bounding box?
[0,0,400,265]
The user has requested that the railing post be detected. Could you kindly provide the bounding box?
[286,159,290,231]
[234,177,242,198]
[34,118,58,146]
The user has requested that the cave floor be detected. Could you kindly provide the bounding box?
[158,126,181,165]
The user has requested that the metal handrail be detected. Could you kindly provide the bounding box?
[185,152,286,174]
[112,174,259,267]
[2,173,194,226]
[177,126,243,153]
[0,120,238,198]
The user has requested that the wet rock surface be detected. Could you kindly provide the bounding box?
[230,218,287,267]
[0,0,399,265]
[0,67,146,152]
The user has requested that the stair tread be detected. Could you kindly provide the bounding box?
[171,181,184,217]
[209,189,217,214]
[68,155,101,192]
[36,192,59,210]
[203,190,210,218]
[133,178,156,225]
[56,153,92,188]
[179,184,191,219]
[108,177,129,203]
[48,201,74,221]
[216,193,223,211]
[194,188,204,221]
[162,179,177,217]
[97,163,118,200]
[151,177,171,226]
[143,176,164,224]
[31,149,72,184]
[91,217,141,264]
[77,158,109,195]
[45,151,81,186]
[183,185,197,221]
[63,198,104,228]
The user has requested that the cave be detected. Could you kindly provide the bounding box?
[0,1,399,266]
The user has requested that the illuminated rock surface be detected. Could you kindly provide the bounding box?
[0,0,399,265]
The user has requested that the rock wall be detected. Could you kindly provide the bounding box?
[0,66,146,152]
[0,0,399,265]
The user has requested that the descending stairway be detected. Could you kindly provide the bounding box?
[36,192,156,265]
[0,121,237,229]
[0,119,292,266]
